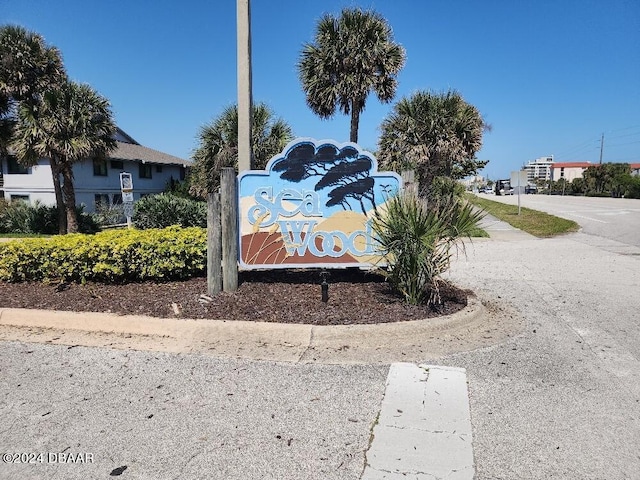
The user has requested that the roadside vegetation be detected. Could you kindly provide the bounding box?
[467,194,579,237]
[535,163,640,198]
[372,192,484,306]
[0,226,206,283]
[2,10,490,309]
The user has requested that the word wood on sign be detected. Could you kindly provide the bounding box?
[238,138,401,269]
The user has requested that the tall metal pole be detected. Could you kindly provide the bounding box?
[599,133,604,165]
[237,0,253,172]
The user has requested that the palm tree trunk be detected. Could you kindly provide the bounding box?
[49,157,66,234]
[350,99,360,143]
[60,164,79,234]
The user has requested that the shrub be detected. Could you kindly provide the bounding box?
[133,193,207,229]
[0,201,98,234]
[92,202,125,227]
[372,193,483,306]
[0,226,206,283]
[427,176,466,202]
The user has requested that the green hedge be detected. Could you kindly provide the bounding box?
[0,226,206,283]
[0,200,98,234]
[133,193,207,229]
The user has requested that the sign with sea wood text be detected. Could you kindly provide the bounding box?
[238,138,401,269]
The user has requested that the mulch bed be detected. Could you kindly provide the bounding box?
[0,269,470,326]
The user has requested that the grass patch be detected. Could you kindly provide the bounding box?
[467,194,579,238]
[468,226,490,238]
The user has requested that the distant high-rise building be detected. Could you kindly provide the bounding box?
[524,156,554,183]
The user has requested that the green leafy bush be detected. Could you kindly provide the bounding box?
[91,202,125,227]
[0,226,206,283]
[427,176,466,202]
[0,200,98,234]
[133,193,207,229]
[372,193,483,306]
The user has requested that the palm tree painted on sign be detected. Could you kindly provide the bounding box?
[298,8,405,143]
[272,142,377,215]
[315,157,375,213]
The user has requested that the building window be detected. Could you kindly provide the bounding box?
[112,193,123,205]
[139,163,152,179]
[155,165,163,173]
[560,168,565,178]
[94,194,110,208]
[93,158,108,176]
[10,194,29,202]
[7,156,29,174]
[110,160,124,170]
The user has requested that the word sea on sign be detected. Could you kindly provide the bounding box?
[238,138,401,269]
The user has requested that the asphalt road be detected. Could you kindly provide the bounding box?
[1,200,640,479]
[0,347,387,480]
[479,192,640,247]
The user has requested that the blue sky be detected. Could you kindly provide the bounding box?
[2,0,638,179]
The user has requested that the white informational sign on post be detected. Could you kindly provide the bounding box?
[119,172,134,227]
[120,172,133,192]
[510,170,528,215]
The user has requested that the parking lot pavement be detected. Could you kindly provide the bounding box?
[443,231,640,479]
[0,342,387,480]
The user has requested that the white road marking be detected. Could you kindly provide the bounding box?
[559,211,608,223]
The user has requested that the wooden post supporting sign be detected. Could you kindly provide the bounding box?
[221,167,239,292]
[207,192,222,295]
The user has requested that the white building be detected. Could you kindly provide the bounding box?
[550,162,592,182]
[524,156,554,183]
[0,128,190,212]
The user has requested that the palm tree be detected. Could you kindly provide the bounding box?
[378,90,489,194]
[0,24,67,231]
[298,8,405,144]
[12,81,116,233]
[0,25,66,102]
[189,103,293,198]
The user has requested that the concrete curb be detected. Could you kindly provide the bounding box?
[0,297,488,364]
[362,363,474,479]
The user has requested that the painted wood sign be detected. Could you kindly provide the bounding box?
[238,138,401,269]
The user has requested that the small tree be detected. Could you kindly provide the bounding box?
[298,8,405,143]
[378,90,489,195]
[189,103,292,198]
[0,24,67,232]
[12,81,116,233]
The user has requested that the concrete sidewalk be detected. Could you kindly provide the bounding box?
[0,294,520,365]
[477,213,536,241]
[363,364,473,479]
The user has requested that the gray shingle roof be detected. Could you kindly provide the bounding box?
[110,141,191,167]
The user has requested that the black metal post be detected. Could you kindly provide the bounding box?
[320,269,330,303]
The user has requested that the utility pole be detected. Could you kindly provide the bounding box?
[237,0,253,172]
[599,133,604,165]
